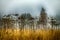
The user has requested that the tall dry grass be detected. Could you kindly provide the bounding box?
[0,29,60,40]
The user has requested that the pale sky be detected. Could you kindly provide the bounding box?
[0,0,60,18]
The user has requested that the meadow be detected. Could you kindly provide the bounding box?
[0,29,60,40]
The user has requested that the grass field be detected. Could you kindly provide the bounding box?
[0,29,60,40]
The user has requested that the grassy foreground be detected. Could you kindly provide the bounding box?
[0,29,60,40]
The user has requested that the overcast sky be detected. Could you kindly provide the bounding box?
[0,0,60,18]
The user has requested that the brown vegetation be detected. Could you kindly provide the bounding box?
[0,29,60,40]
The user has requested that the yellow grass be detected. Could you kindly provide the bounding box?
[0,29,60,40]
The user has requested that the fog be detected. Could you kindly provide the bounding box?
[0,0,60,19]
